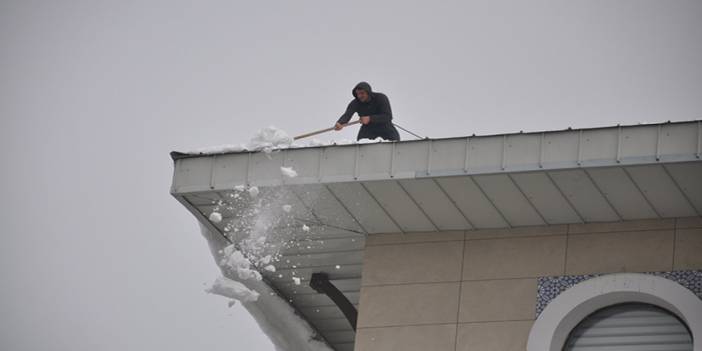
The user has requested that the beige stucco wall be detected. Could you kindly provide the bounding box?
[353,217,702,351]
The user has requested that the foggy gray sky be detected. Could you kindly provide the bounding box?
[1,1,701,350]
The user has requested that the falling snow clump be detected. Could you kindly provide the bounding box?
[207,276,260,303]
[280,166,298,178]
[209,212,223,223]
[219,245,263,281]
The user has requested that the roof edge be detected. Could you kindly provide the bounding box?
[170,119,702,161]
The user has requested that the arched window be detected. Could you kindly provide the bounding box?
[527,273,702,351]
[564,303,692,351]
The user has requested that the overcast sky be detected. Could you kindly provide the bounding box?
[1,1,701,350]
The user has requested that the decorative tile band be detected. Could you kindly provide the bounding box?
[536,270,702,316]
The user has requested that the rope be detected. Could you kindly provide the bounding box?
[393,123,426,140]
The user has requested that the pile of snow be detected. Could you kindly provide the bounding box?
[188,144,247,154]
[355,136,388,144]
[248,126,295,153]
[187,126,390,155]
[188,126,293,154]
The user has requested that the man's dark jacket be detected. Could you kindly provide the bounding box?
[337,82,400,141]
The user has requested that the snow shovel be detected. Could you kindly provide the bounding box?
[294,120,361,140]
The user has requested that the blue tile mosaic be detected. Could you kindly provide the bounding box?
[536,270,702,316]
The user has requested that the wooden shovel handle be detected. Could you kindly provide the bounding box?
[293,120,361,140]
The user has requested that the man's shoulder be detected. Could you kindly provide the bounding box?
[372,92,389,100]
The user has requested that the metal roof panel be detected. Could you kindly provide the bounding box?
[510,172,582,224]
[361,180,435,232]
[660,123,700,157]
[429,138,469,172]
[292,184,364,233]
[620,125,659,159]
[435,176,510,228]
[358,144,393,178]
[466,135,504,172]
[581,128,618,163]
[473,174,546,226]
[283,148,324,182]
[292,292,360,308]
[542,131,580,166]
[548,170,620,222]
[504,134,542,169]
[327,182,401,234]
[585,167,657,220]
[398,178,472,230]
[664,162,702,215]
[275,251,364,270]
[626,165,698,218]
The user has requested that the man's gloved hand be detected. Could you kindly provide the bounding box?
[334,122,344,131]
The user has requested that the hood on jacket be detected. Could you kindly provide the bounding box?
[352,82,372,99]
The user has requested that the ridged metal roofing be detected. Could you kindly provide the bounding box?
[171,120,702,351]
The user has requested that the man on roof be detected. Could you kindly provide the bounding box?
[334,82,401,141]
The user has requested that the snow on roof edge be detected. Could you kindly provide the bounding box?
[170,119,702,161]
[199,223,335,351]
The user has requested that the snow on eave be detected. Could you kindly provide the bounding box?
[199,223,335,351]
[170,119,701,161]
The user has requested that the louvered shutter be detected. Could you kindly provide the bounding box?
[564,303,693,351]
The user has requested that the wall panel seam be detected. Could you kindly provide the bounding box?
[356,322,459,330]
[567,229,675,237]
[365,239,466,247]
[567,226,676,235]
[457,319,536,325]
[464,233,568,241]
[361,281,463,288]
[672,218,678,270]
[454,234,467,351]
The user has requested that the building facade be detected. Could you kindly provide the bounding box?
[354,218,701,351]
[172,120,702,351]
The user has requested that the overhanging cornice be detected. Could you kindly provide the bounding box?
[171,120,701,194]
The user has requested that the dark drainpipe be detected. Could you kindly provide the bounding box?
[309,272,358,331]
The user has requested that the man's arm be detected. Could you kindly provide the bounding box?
[335,100,357,130]
[369,93,392,124]
[337,101,357,125]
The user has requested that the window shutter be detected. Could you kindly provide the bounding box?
[564,303,692,351]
